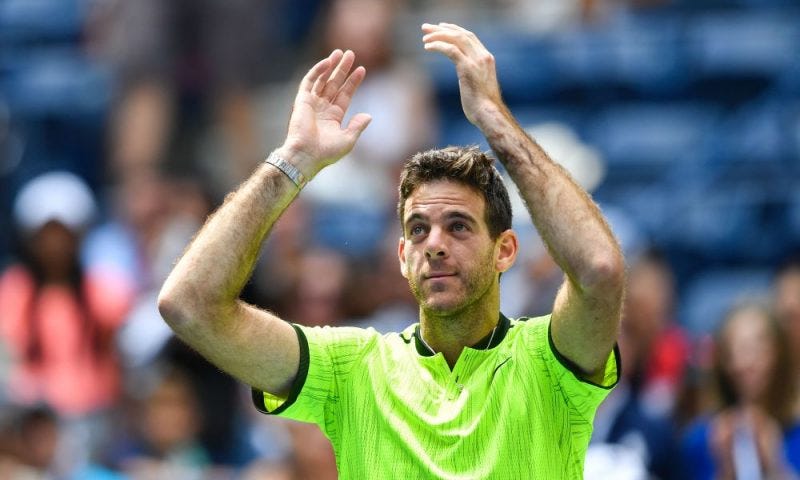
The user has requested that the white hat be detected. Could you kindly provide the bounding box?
[13,171,97,233]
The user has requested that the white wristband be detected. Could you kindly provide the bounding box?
[265,151,308,189]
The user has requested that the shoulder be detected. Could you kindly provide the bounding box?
[297,323,399,361]
[506,314,552,346]
[0,264,35,304]
[0,263,33,287]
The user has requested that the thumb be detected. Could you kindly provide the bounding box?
[346,113,372,141]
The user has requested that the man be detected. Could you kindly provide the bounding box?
[159,22,624,478]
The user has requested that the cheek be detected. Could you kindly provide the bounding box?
[751,354,775,379]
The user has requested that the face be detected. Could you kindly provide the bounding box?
[722,309,776,404]
[398,180,516,315]
[142,375,200,454]
[622,261,674,359]
[31,221,78,280]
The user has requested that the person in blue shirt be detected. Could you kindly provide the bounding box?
[680,301,800,480]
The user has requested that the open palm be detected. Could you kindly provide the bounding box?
[284,50,372,177]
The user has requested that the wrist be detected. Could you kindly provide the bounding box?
[472,102,511,134]
[265,151,308,189]
[274,144,318,181]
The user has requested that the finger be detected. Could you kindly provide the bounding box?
[438,22,471,33]
[300,57,333,93]
[421,22,441,33]
[312,50,343,95]
[437,22,484,46]
[345,112,372,140]
[332,66,367,112]
[423,40,465,63]
[426,28,487,57]
[422,30,470,50]
[322,50,356,99]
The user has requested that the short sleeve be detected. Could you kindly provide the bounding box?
[519,316,620,422]
[251,323,378,432]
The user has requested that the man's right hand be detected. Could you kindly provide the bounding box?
[281,49,372,180]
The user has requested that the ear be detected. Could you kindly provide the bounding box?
[494,229,518,273]
[398,236,408,279]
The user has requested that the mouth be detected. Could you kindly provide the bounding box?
[424,272,456,280]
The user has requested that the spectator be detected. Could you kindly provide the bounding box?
[284,248,351,328]
[680,302,800,479]
[0,172,132,417]
[622,249,690,417]
[85,173,214,370]
[585,296,680,480]
[0,405,124,480]
[100,0,283,193]
[111,365,214,479]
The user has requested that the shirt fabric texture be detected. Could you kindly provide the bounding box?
[252,314,620,479]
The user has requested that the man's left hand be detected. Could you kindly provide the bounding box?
[422,22,504,128]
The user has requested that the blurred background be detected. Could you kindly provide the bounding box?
[0,0,799,478]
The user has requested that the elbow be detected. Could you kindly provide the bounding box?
[157,286,187,330]
[158,280,231,333]
[580,251,625,298]
[157,282,203,332]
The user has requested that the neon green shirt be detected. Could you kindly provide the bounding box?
[253,314,619,479]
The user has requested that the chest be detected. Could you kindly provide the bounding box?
[341,348,561,439]
[332,347,577,478]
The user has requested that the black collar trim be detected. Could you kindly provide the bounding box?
[413,313,511,357]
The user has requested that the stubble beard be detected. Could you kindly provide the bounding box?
[407,251,497,319]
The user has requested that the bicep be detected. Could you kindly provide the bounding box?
[174,302,300,398]
[550,277,622,382]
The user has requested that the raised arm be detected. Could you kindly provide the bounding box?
[422,23,624,380]
[157,50,370,396]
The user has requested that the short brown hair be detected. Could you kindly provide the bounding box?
[397,146,512,239]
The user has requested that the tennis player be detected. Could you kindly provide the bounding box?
[159,22,624,478]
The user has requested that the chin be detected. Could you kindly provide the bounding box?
[422,295,469,316]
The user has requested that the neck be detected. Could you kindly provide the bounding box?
[419,287,500,368]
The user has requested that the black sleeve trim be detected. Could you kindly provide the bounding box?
[251,323,310,415]
[547,322,621,390]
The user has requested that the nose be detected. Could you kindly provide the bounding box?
[424,226,448,259]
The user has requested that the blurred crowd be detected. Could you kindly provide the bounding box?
[0,0,799,479]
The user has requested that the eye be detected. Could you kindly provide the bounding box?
[451,222,468,232]
[410,224,426,236]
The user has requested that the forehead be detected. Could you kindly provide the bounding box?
[402,180,485,220]
[724,310,771,346]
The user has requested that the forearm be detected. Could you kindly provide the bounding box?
[159,146,302,323]
[155,50,368,395]
[478,106,622,291]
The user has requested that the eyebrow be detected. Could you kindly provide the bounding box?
[404,210,478,227]
[444,211,478,225]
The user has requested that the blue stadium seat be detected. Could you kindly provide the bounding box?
[1,48,111,117]
[684,10,800,102]
[608,13,688,96]
[718,98,792,164]
[0,0,86,44]
[310,204,392,259]
[549,26,618,91]
[584,102,719,167]
[679,268,772,337]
